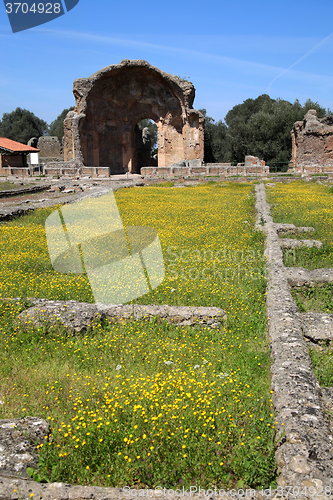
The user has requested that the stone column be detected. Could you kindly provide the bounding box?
[122,131,133,173]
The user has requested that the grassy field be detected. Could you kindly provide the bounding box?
[0,181,36,191]
[266,181,333,269]
[0,183,276,489]
[292,283,333,314]
[266,180,333,388]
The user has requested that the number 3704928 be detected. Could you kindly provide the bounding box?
[5,3,61,14]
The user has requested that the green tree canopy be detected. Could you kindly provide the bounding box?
[0,107,48,144]
[199,109,231,163]
[225,95,329,166]
[137,119,158,155]
[49,106,75,143]
[203,95,330,167]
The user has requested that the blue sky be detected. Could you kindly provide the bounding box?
[1,0,333,125]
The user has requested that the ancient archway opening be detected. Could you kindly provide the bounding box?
[64,61,204,174]
[134,119,158,173]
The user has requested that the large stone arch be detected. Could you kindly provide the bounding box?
[63,59,204,174]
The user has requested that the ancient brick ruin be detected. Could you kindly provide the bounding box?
[142,155,268,178]
[63,59,204,175]
[37,136,62,164]
[291,109,333,172]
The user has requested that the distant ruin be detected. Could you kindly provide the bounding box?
[37,136,62,164]
[142,155,268,178]
[63,59,204,175]
[291,109,333,172]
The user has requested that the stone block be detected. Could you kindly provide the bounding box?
[37,136,62,161]
[0,417,49,479]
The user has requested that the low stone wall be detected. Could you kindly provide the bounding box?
[141,164,269,177]
[0,184,50,199]
[0,417,49,479]
[256,183,333,491]
[43,165,111,177]
[4,180,333,498]
[291,165,333,175]
[16,299,227,334]
[0,167,32,177]
[291,110,333,169]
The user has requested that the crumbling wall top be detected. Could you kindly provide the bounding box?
[293,109,333,135]
[291,109,333,168]
[73,59,196,115]
[64,59,204,172]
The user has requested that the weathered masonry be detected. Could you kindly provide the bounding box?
[291,109,333,172]
[63,59,204,174]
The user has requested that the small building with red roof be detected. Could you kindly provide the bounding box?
[0,138,40,176]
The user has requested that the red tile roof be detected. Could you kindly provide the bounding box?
[0,137,40,153]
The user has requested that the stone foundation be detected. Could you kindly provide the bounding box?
[16,299,227,334]
[141,163,269,178]
[3,181,333,498]
[0,417,49,480]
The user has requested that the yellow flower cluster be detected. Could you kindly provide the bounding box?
[0,183,274,489]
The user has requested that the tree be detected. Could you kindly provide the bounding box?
[224,94,277,164]
[49,106,75,142]
[0,107,48,144]
[200,97,331,168]
[137,119,158,155]
[299,99,326,119]
[224,95,331,168]
[199,109,231,163]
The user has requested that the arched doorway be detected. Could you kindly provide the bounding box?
[133,118,158,173]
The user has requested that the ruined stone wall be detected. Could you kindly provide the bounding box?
[244,155,265,167]
[37,136,63,163]
[291,109,333,170]
[63,60,204,174]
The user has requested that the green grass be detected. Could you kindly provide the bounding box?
[0,184,276,489]
[267,181,333,269]
[282,244,333,269]
[148,181,175,187]
[0,181,34,191]
[292,283,333,313]
[308,347,333,387]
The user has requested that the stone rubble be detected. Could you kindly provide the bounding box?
[0,417,49,480]
[299,312,333,342]
[285,267,333,286]
[16,299,226,334]
[291,109,333,171]
[279,238,323,249]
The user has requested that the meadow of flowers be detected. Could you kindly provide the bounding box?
[0,182,276,489]
[266,180,333,269]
